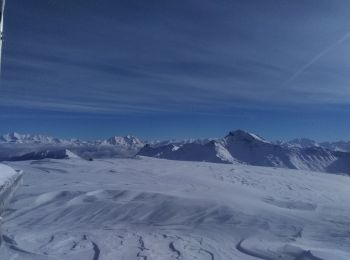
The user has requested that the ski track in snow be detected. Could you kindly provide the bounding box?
[0,157,350,259]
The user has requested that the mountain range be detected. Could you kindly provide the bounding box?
[1,130,350,174]
[138,130,350,174]
[2,131,349,152]
[0,133,143,161]
[280,138,350,152]
[0,132,143,148]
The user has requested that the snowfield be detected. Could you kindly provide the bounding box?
[1,157,350,259]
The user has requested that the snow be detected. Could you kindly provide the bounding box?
[284,138,320,148]
[0,163,17,185]
[0,163,22,216]
[281,138,350,152]
[214,141,237,163]
[64,149,81,159]
[105,135,144,148]
[0,138,141,161]
[0,132,145,149]
[247,133,270,143]
[0,148,80,161]
[2,130,350,176]
[226,129,270,144]
[1,157,350,259]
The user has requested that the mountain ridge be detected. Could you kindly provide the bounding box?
[138,130,350,174]
[1,131,349,151]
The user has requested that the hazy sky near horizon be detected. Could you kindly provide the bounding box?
[1,0,350,140]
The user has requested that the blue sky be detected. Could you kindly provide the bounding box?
[1,0,350,141]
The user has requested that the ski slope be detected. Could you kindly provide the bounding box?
[1,157,350,259]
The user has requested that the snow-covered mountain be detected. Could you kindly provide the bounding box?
[282,138,320,148]
[103,135,144,148]
[224,131,342,172]
[140,140,236,164]
[70,135,144,159]
[1,130,350,174]
[0,132,144,148]
[139,130,350,174]
[0,132,64,144]
[0,132,145,161]
[320,141,350,152]
[147,138,216,147]
[280,138,350,152]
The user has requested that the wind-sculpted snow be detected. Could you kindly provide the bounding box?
[0,157,350,259]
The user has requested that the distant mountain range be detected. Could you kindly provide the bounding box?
[1,130,350,174]
[279,138,350,152]
[0,132,66,144]
[0,133,144,161]
[0,132,143,148]
[1,131,349,152]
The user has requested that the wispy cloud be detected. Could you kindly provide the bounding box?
[2,0,350,116]
[285,30,350,84]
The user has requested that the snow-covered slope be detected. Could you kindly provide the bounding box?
[0,164,18,187]
[1,149,80,162]
[223,130,292,168]
[224,131,339,172]
[140,140,236,164]
[2,157,350,259]
[0,164,22,215]
[139,130,350,174]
